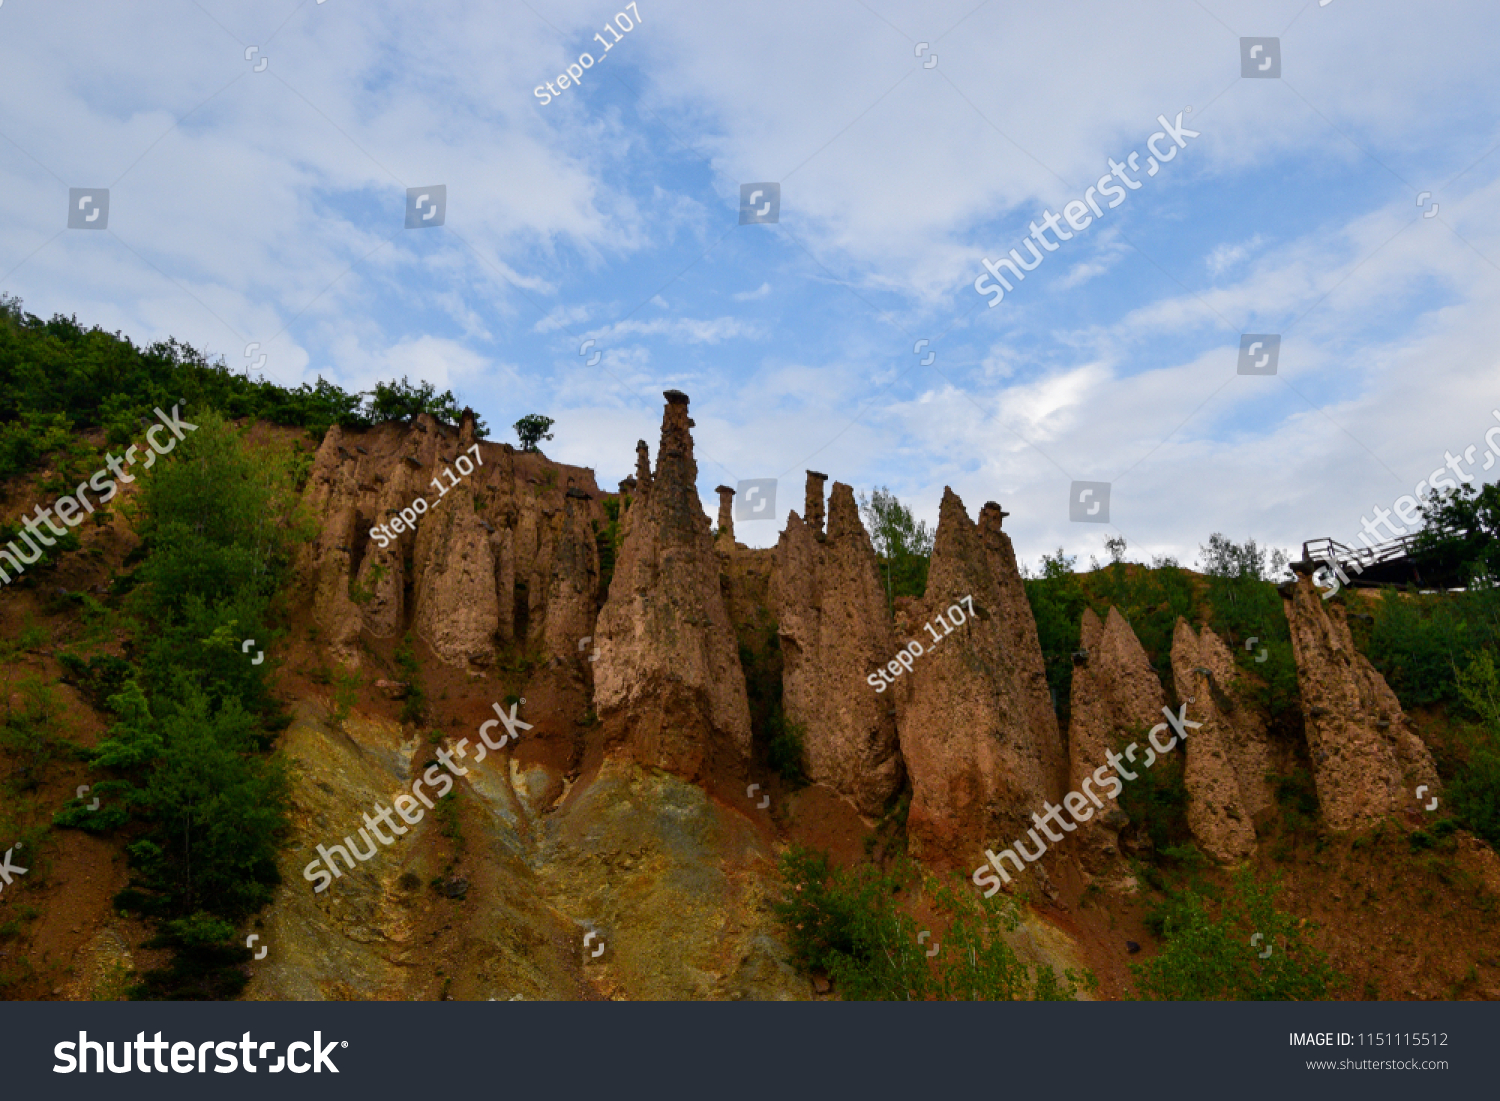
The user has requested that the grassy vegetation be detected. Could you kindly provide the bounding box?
[1132,867,1339,1000]
[394,632,427,725]
[775,846,1092,1000]
[595,494,627,596]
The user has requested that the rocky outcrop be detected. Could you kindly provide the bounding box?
[977,502,1056,746]
[1066,606,1164,861]
[296,411,604,669]
[1170,619,1269,863]
[803,471,828,534]
[1283,568,1439,829]
[897,488,1064,863]
[1068,607,1164,793]
[591,392,752,780]
[770,477,902,815]
[715,485,735,543]
[248,702,805,1001]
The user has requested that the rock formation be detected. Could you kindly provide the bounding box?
[591,392,752,779]
[1283,568,1440,829]
[803,471,828,534]
[977,502,1056,749]
[770,476,902,815]
[1066,606,1164,860]
[1169,618,1270,863]
[1068,607,1164,791]
[715,485,735,543]
[897,488,1064,863]
[297,411,604,668]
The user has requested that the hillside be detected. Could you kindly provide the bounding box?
[1,313,1498,1001]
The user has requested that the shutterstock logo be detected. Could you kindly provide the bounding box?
[1069,481,1110,523]
[735,478,776,521]
[405,185,446,228]
[1238,334,1280,375]
[68,188,109,229]
[739,183,779,225]
[1241,38,1281,78]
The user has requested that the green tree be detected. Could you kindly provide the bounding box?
[1414,480,1500,586]
[513,414,555,452]
[130,412,303,714]
[1023,549,1089,722]
[857,487,933,613]
[368,375,484,433]
[139,690,289,916]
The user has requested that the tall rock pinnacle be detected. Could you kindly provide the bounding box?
[898,488,1065,863]
[591,392,753,779]
[1282,567,1439,829]
[771,479,902,814]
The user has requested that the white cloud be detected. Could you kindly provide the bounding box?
[1206,234,1265,276]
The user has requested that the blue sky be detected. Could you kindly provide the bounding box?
[2,0,1498,567]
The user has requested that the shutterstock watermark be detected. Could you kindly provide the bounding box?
[301,701,531,892]
[974,110,1200,308]
[1317,407,1500,598]
[370,443,483,549]
[54,1031,344,1074]
[868,594,973,692]
[971,704,1201,895]
[0,841,27,893]
[534,1,641,105]
[0,404,196,589]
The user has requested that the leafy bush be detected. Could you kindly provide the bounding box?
[774,846,1089,1001]
[129,913,253,1000]
[57,652,134,708]
[0,679,67,792]
[369,375,483,432]
[1447,652,1500,846]
[1361,589,1498,708]
[1116,729,1190,855]
[1131,869,1337,1000]
[767,717,807,786]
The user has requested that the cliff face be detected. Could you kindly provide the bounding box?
[1169,618,1269,863]
[897,489,1064,863]
[590,392,752,780]
[770,478,902,815]
[246,702,804,1002]
[1283,570,1440,829]
[297,411,603,669]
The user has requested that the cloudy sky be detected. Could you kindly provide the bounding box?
[2,0,1497,568]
